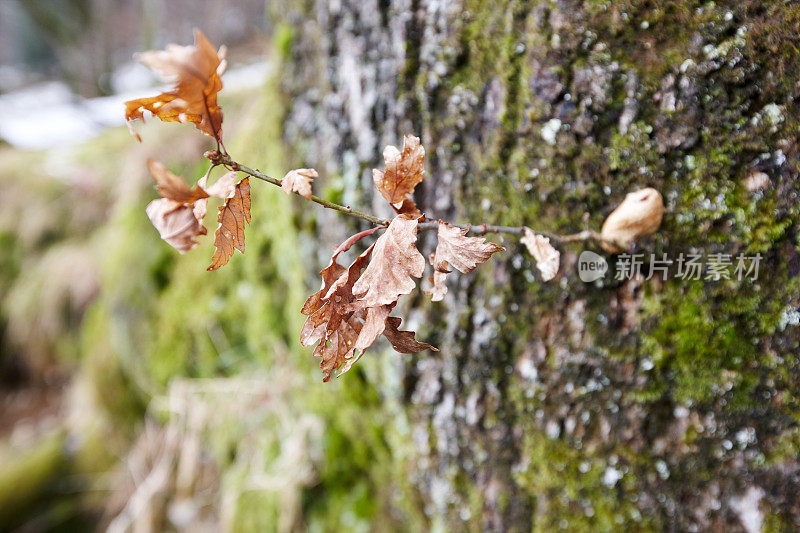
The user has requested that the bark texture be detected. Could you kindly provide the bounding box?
[279,1,800,530]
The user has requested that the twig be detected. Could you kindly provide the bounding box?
[210,152,389,226]
[205,151,625,250]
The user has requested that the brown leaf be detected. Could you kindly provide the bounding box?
[147,159,209,203]
[352,215,425,307]
[600,188,665,253]
[301,260,347,320]
[354,305,391,352]
[424,258,450,302]
[193,171,236,224]
[314,315,363,382]
[392,198,424,219]
[432,221,505,273]
[372,135,425,207]
[300,230,378,347]
[205,171,238,199]
[521,228,560,281]
[382,317,438,353]
[125,29,226,142]
[145,199,207,253]
[342,304,405,376]
[207,177,250,271]
[301,238,376,381]
[323,245,374,307]
[281,168,317,199]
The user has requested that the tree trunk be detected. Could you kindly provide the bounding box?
[279,1,800,530]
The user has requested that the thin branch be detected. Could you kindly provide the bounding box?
[210,152,390,226]
[205,151,625,250]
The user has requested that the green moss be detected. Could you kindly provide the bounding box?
[0,432,68,527]
[397,0,800,528]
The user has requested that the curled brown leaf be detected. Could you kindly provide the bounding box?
[521,228,560,281]
[147,159,209,204]
[372,135,425,207]
[193,171,236,224]
[205,171,238,199]
[281,168,317,200]
[424,222,504,301]
[600,188,665,253]
[300,234,376,381]
[424,259,450,302]
[383,317,438,353]
[145,199,207,253]
[125,29,226,142]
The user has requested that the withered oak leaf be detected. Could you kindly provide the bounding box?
[521,228,560,281]
[147,159,209,204]
[431,221,505,274]
[372,135,425,207]
[383,317,438,353]
[352,214,425,308]
[424,258,450,302]
[281,168,317,200]
[302,243,374,381]
[600,188,665,253]
[207,177,250,271]
[125,29,226,142]
[145,199,207,253]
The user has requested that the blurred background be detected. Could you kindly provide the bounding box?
[3,0,800,532]
[0,1,332,531]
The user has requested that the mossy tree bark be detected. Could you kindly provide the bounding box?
[279,1,800,530]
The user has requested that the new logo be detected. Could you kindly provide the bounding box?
[578,251,608,282]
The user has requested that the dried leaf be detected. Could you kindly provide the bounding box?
[205,171,238,199]
[301,239,376,381]
[147,159,209,203]
[600,188,665,253]
[324,246,374,305]
[354,305,391,352]
[301,221,434,381]
[352,215,425,307]
[281,168,317,199]
[424,258,450,302]
[125,29,226,142]
[383,317,438,353]
[521,228,560,281]
[145,199,206,253]
[314,315,362,382]
[300,230,378,346]
[300,260,344,343]
[372,135,425,207]
[207,177,250,271]
[393,198,424,219]
[193,171,236,224]
[432,221,504,273]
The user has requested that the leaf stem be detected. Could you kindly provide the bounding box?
[207,152,625,250]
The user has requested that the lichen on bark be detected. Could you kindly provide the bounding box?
[278,0,800,530]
